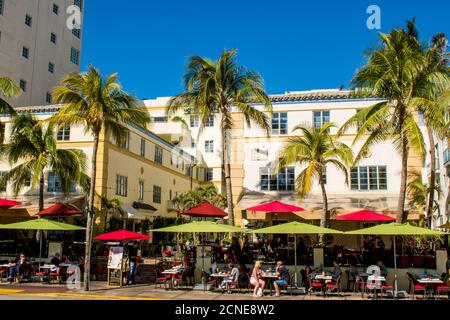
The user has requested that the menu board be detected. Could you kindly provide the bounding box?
[107,247,124,270]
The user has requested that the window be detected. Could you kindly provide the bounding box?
[116,175,128,196]
[206,115,214,127]
[74,0,83,11]
[25,15,32,27]
[260,167,295,191]
[0,0,4,15]
[72,28,81,39]
[351,166,387,191]
[70,47,80,65]
[313,111,330,129]
[322,167,327,185]
[50,32,57,44]
[138,181,144,201]
[48,62,54,73]
[52,3,59,15]
[418,111,424,126]
[153,116,167,123]
[190,115,199,128]
[19,80,26,92]
[0,171,7,192]
[252,147,268,161]
[205,168,213,181]
[169,190,173,201]
[22,47,29,59]
[56,126,70,141]
[140,138,146,157]
[118,131,130,149]
[435,144,440,168]
[46,92,52,103]
[205,140,214,153]
[153,185,162,204]
[272,112,288,135]
[191,141,197,148]
[47,172,61,192]
[154,146,163,164]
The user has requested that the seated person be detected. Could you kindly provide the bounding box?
[377,260,388,277]
[51,253,61,266]
[7,253,27,284]
[331,260,342,282]
[221,261,239,290]
[273,261,290,297]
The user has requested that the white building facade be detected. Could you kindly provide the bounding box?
[0,0,83,107]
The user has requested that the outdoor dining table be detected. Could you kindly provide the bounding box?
[366,275,386,300]
[210,273,230,291]
[417,278,443,299]
[261,272,278,295]
[313,274,332,297]
[161,267,184,290]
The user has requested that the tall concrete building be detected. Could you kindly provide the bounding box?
[0,0,83,107]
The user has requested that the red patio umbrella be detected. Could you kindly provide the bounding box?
[182,202,228,218]
[0,198,22,210]
[94,229,151,241]
[246,201,305,213]
[334,209,395,222]
[36,202,82,217]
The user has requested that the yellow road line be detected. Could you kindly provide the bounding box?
[0,290,169,300]
[0,289,24,294]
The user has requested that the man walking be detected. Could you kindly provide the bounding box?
[127,241,139,285]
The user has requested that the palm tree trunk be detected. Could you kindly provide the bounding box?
[426,125,436,228]
[221,137,226,196]
[83,132,99,291]
[319,179,328,228]
[222,127,234,226]
[397,136,409,223]
[38,173,45,212]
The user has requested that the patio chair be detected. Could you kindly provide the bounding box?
[154,269,168,289]
[201,271,217,292]
[279,272,294,296]
[345,270,355,291]
[407,272,426,300]
[0,268,6,283]
[49,267,61,284]
[437,274,449,299]
[308,275,323,296]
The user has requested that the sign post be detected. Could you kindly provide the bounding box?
[107,246,125,287]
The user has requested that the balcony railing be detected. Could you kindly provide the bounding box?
[444,148,450,166]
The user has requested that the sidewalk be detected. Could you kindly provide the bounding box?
[0,281,378,300]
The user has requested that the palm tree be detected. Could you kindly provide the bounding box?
[0,113,89,211]
[51,65,150,291]
[0,76,21,142]
[167,49,272,225]
[277,123,353,230]
[410,32,450,227]
[99,195,123,230]
[338,20,449,223]
[407,171,441,227]
[172,183,226,222]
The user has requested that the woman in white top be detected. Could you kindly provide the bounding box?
[250,260,266,297]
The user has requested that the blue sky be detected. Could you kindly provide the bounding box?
[81,1,450,99]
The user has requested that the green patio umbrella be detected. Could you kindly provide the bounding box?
[153,221,247,273]
[249,221,343,286]
[0,218,85,266]
[345,222,447,297]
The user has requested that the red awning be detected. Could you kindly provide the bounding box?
[334,210,395,222]
[36,202,82,217]
[94,229,151,241]
[0,198,22,210]
[182,202,228,218]
[246,201,305,213]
